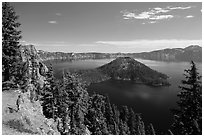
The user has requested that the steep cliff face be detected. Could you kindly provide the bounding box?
[37,45,202,62]
[2,45,59,135]
[20,45,48,88]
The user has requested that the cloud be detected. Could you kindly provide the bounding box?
[96,39,201,45]
[56,13,62,16]
[149,15,173,20]
[121,6,193,24]
[48,20,57,24]
[151,7,171,14]
[185,15,194,18]
[19,40,27,43]
[40,41,67,44]
[133,12,151,19]
[149,21,156,24]
[34,39,201,53]
[95,39,202,52]
[167,6,192,10]
[19,40,39,45]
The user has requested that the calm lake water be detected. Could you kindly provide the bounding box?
[51,58,202,134]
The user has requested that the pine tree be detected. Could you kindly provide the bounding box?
[127,108,137,134]
[136,114,146,135]
[171,61,202,135]
[42,65,58,119]
[111,104,120,134]
[119,106,130,134]
[104,95,115,134]
[86,94,109,135]
[2,2,22,81]
[146,123,156,135]
[58,72,89,135]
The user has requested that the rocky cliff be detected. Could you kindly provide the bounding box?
[37,45,202,62]
[2,90,60,135]
[20,45,48,88]
[2,45,59,135]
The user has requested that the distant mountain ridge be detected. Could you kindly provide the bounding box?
[134,45,202,62]
[37,45,202,62]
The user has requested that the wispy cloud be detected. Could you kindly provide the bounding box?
[185,15,194,18]
[149,15,173,20]
[121,6,193,24]
[96,39,201,46]
[33,39,201,53]
[40,41,67,44]
[96,39,201,52]
[19,40,27,43]
[48,20,57,24]
[56,13,62,16]
[19,40,39,46]
[149,21,156,24]
[167,6,192,10]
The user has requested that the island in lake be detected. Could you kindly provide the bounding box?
[76,57,170,86]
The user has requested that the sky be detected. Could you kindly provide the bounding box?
[11,2,202,53]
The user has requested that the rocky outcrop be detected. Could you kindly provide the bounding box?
[20,45,48,88]
[17,88,60,135]
[2,89,60,135]
[2,45,60,135]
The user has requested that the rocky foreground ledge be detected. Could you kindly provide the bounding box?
[2,89,60,135]
[2,45,91,135]
[2,45,59,135]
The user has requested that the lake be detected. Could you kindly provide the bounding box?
[50,58,202,134]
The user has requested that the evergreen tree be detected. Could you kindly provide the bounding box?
[111,104,120,134]
[171,61,202,135]
[104,95,115,134]
[42,65,58,119]
[146,123,156,135]
[119,119,130,135]
[86,94,109,135]
[58,72,89,135]
[127,108,137,134]
[119,106,130,134]
[2,2,22,81]
[57,79,73,134]
[120,106,129,123]
[137,114,146,135]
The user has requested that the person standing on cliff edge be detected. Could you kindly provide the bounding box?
[16,94,23,111]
